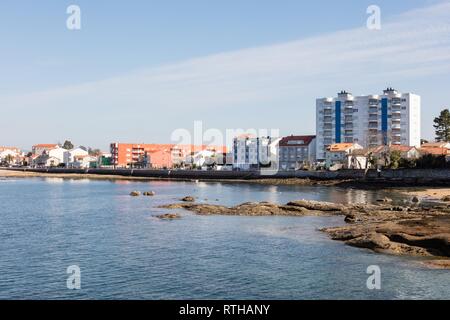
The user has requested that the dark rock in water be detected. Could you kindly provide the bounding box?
[130,191,140,197]
[344,214,358,223]
[143,191,156,196]
[181,196,195,202]
[155,213,181,220]
[442,195,450,202]
[412,196,420,203]
[377,197,393,203]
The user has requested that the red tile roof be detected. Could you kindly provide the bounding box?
[279,135,315,147]
[419,147,450,156]
[421,142,450,149]
[33,144,58,148]
[389,145,416,153]
[327,143,356,152]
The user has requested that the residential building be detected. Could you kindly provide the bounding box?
[48,146,67,164]
[325,143,363,168]
[347,149,371,170]
[32,144,58,156]
[278,135,316,171]
[421,142,450,149]
[64,147,89,167]
[232,135,281,170]
[316,88,421,160]
[32,154,61,167]
[371,145,421,160]
[0,147,21,164]
[110,143,227,168]
[70,155,99,169]
[419,147,450,156]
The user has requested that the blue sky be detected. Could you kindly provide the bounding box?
[0,0,449,150]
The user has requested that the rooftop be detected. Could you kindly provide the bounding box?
[327,143,357,152]
[279,135,315,147]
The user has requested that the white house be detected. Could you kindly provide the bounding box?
[69,155,98,169]
[64,147,89,167]
[325,143,363,169]
[32,155,61,167]
[48,146,67,164]
[0,147,21,164]
[32,144,58,156]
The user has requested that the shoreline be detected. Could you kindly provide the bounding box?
[4,169,450,189]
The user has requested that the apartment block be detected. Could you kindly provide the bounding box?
[110,143,227,168]
[232,135,281,170]
[278,135,316,171]
[316,88,421,160]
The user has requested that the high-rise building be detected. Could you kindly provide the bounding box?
[316,88,421,160]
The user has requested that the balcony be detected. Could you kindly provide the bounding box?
[369,108,378,115]
[392,124,401,130]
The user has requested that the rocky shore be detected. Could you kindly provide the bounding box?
[159,198,450,268]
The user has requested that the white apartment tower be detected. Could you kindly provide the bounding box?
[316,88,421,160]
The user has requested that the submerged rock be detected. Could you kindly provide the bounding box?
[377,197,393,203]
[155,213,181,220]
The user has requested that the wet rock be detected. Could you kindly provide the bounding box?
[130,191,140,197]
[442,195,450,202]
[412,196,420,203]
[143,191,156,196]
[159,199,341,217]
[377,197,393,203]
[155,213,181,220]
[286,200,344,212]
[181,196,195,202]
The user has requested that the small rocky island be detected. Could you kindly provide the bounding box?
[159,198,450,268]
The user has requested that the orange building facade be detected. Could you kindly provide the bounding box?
[110,143,227,168]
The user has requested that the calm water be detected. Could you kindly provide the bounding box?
[0,177,449,300]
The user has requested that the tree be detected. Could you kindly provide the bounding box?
[389,150,402,169]
[433,109,450,142]
[4,154,14,165]
[62,140,74,150]
[88,148,101,156]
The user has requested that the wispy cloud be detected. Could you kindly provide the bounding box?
[2,1,450,147]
